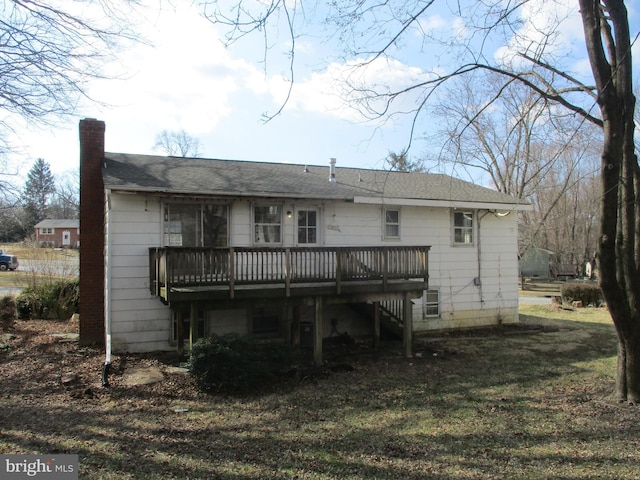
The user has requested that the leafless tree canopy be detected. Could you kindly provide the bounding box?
[153,130,202,157]
[0,0,140,155]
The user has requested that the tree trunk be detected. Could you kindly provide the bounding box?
[579,0,640,403]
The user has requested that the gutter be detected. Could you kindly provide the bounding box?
[102,189,113,387]
[353,196,533,211]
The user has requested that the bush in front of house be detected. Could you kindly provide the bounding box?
[561,282,604,307]
[190,334,296,395]
[16,279,79,320]
[1,296,16,332]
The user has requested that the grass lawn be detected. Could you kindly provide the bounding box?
[1,303,638,479]
[0,243,78,287]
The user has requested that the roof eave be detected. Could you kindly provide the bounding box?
[353,196,533,211]
[104,184,355,201]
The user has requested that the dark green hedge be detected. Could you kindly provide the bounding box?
[561,282,604,307]
[189,334,296,395]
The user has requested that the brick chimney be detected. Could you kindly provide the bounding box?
[79,118,106,345]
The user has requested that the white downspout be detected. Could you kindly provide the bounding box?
[102,189,113,386]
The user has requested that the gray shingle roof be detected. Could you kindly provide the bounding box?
[35,219,79,228]
[103,153,529,208]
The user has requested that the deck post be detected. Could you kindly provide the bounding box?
[285,248,291,297]
[176,309,184,356]
[189,302,198,351]
[373,301,380,350]
[229,247,235,299]
[403,292,412,358]
[291,305,300,346]
[314,296,323,366]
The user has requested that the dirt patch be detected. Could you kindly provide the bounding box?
[0,319,202,407]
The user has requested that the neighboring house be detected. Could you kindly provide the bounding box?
[79,119,531,364]
[519,246,554,278]
[34,219,80,248]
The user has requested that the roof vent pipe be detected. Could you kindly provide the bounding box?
[329,158,336,183]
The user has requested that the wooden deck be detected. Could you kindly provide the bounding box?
[150,246,430,303]
[149,246,430,363]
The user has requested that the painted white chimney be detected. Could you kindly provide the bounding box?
[329,157,336,182]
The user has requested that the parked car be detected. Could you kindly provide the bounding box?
[0,249,19,271]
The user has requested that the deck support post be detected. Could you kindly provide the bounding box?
[373,301,380,350]
[291,305,300,347]
[189,302,198,351]
[403,292,412,358]
[176,309,184,357]
[314,296,323,366]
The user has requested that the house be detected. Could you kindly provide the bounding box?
[34,219,80,248]
[78,119,531,364]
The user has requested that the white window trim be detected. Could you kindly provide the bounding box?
[295,207,321,246]
[452,210,475,246]
[162,201,230,247]
[423,288,440,318]
[383,207,401,240]
[253,204,283,245]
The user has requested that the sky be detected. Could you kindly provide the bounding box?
[5,0,639,180]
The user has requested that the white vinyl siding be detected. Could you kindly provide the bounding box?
[106,192,520,352]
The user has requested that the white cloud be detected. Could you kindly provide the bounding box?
[273,56,432,124]
[494,0,582,66]
[417,14,447,33]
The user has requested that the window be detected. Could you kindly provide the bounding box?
[254,205,282,244]
[384,208,400,239]
[297,210,318,244]
[172,309,206,343]
[41,227,53,235]
[453,211,474,245]
[252,307,280,336]
[163,203,228,247]
[423,289,439,317]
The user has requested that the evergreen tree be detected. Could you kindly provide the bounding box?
[21,158,56,234]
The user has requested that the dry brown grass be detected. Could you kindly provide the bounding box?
[1,304,638,479]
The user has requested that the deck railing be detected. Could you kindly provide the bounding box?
[150,245,429,299]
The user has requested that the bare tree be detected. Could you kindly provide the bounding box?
[434,73,601,261]
[153,130,202,157]
[201,0,639,402]
[49,170,80,219]
[0,1,140,157]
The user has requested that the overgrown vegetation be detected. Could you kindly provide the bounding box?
[561,282,604,306]
[15,279,78,320]
[190,334,297,394]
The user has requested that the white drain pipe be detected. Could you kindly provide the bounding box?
[102,189,113,387]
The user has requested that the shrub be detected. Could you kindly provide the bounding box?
[16,279,79,320]
[561,282,604,307]
[190,334,296,395]
[0,296,16,332]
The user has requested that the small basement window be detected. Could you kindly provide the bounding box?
[423,289,439,318]
[252,307,280,336]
